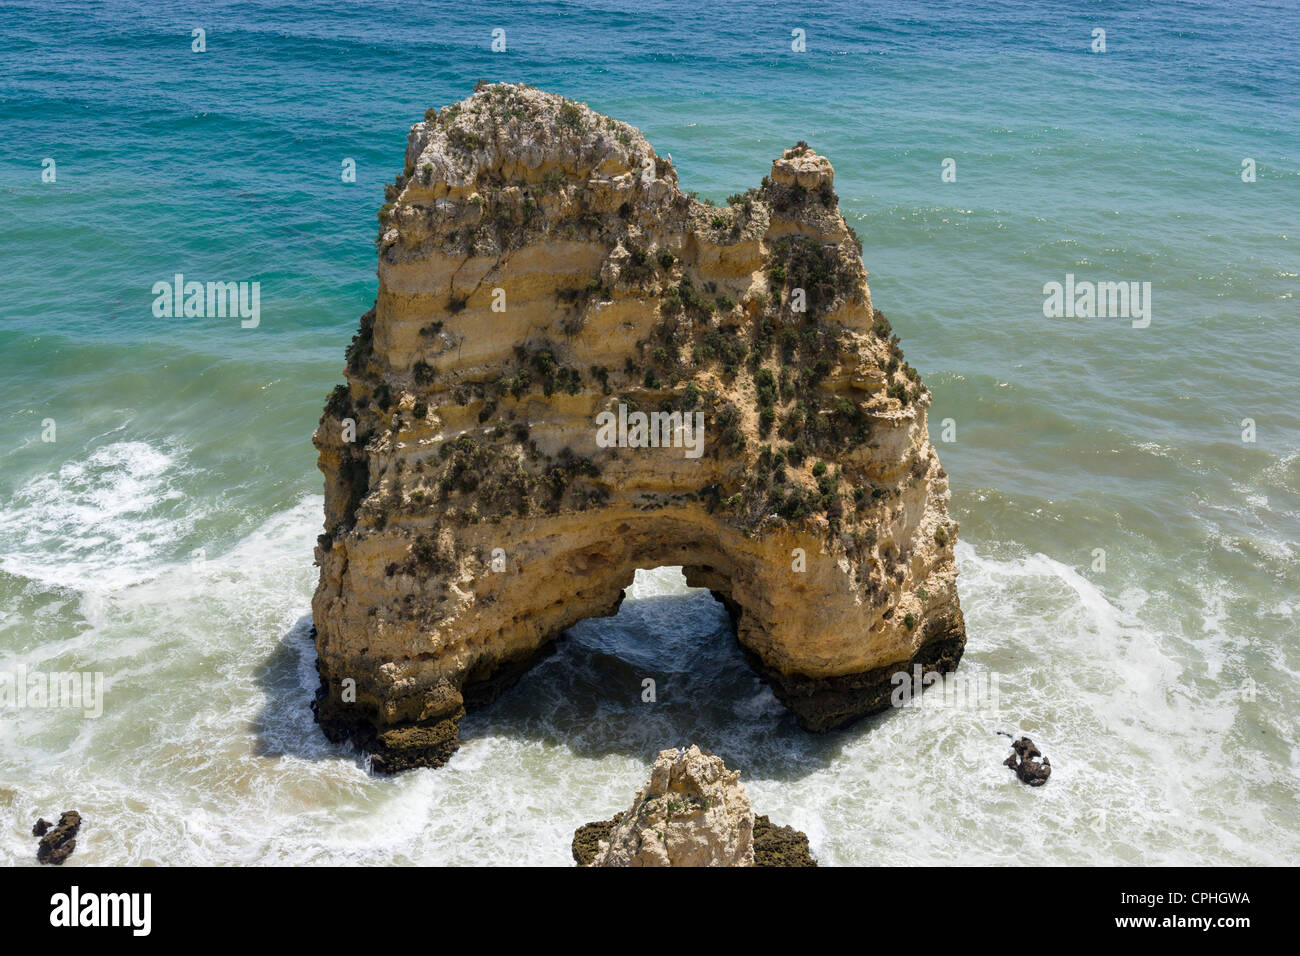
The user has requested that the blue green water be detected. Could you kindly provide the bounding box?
[1,0,1296,864]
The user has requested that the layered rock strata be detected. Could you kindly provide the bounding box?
[311,82,965,772]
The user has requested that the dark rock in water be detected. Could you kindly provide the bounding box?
[571,815,620,866]
[1004,736,1051,786]
[32,818,51,837]
[36,810,82,865]
[752,815,818,867]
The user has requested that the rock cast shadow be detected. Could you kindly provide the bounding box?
[458,586,874,783]
[250,590,884,782]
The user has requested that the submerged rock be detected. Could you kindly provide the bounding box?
[36,810,81,865]
[1004,736,1052,786]
[574,746,815,867]
[310,83,965,772]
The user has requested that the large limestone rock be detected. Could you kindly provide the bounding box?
[311,82,966,772]
[589,746,754,866]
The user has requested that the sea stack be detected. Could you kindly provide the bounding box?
[311,82,965,772]
[585,745,756,867]
[572,746,818,867]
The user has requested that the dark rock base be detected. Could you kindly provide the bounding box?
[571,816,619,864]
[752,814,817,867]
[314,700,465,774]
[747,608,967,732]
[312,604,964,771]
[311,636,559,774]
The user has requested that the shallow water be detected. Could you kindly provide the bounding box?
[1,0,1297,864]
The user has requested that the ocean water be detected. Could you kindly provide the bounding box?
[1,0,1296,865]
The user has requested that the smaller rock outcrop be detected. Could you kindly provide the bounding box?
[752,815,817,867]
[592,746,754,866]
[36,810,82,865]
[574,746,816,866]
[571,817,619,864]
[1004,736,1051,786]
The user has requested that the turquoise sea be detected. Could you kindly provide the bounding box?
[0,0,1296,864]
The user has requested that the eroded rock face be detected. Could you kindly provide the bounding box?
[589,746,755,866]
[311,82,965,772]
[752,814,818,867]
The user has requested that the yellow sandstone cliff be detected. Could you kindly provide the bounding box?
[311,82,965,772]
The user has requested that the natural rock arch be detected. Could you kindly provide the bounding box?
[311,83,965,772]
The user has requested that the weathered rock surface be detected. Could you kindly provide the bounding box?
[311,82,965,771]
[571,817,619,865]
[586,746,750,866]
[1005,736,1052,786]
[752,814,817,867]
[572,747,816,867]
[36,810,81,865]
